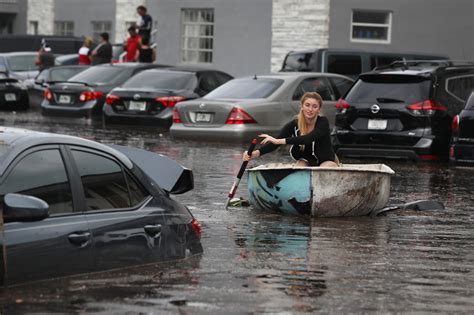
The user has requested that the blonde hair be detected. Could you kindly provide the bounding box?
[297,92,323,135]
[83,37,93,48]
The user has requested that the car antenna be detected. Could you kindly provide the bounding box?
[253,74,257,80]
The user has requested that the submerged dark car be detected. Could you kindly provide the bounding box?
[0,127,202,286]
[333,60,474,161]
[27,65,89,107]
[103,67,233,127]
[0,71,29,110]
[450,92,474,164]
[41,63,169,117]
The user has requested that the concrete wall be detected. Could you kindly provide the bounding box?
[154,0,273,77]
[115,0,142,43]
[26,0,54,35]
[271,0,330,72]
[53,0,116,40]
[328,0,474,60]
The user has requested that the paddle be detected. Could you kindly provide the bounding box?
[225,138,257,209]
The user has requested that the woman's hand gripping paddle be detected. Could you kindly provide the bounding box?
[225,138,257,209]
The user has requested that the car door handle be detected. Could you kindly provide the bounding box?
[68,232,91,246]
[144,224,162,238]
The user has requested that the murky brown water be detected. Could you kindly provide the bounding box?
[1,109,473,314]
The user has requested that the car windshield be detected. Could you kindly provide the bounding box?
[6,55,37,71]
[281,52,314,71]
[68,66,129,85]
[50,68,86,82]
[204,78,284,99]
[346,75,431,104]
[123,71,194,90]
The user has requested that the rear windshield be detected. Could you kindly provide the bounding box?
[123,71,194,90]
[346,75,431,104]
[68,67,130,85]
[465,93,474,110]
[281,52,314,71]
[50,68,86,82]
[6,55,37,72]
[204,78,284,99]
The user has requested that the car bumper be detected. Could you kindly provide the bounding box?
[170,123,280,142]
[450,141,474,164]
[41,100,100,117]
[103,106,173,128]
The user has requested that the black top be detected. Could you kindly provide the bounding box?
[138,14,152,39]
[138,47,153,63]
[92,42,112,65]
[259,116,336,166]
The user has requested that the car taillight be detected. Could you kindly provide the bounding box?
[79,91,104,102]
[156,96,186,108]
[225,107,257,124]
[449,146,455,158]
[106,94,120,105]
[406,100,447,116]
[191,218,201,239]
[44,88,53,101]
[451,115,459,134]
[335,98,351,114]
[173,108,182,123]
[419,155,439,161]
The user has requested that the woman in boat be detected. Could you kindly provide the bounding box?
[243,91,339,167]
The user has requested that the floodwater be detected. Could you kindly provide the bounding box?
[1,110,473,314]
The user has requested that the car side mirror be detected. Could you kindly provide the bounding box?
[3,193,49,222]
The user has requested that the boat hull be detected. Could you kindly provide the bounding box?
[247,164,394,217]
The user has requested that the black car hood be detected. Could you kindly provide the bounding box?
[109,144,193,194]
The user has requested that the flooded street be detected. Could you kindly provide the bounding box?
[1,109,473,314]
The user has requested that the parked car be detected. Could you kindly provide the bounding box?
[103,66,233,127]
[333,60,474,161]
[0,35,85,54]
[280,48,448,79]
[55,53,80,66]
[0,127,202,286]
[0,71,29,110]
[27,65,89,107]
[170,72,354,141]
[41,63,169,117]
[0,52,39,81]
[450,92,474,164]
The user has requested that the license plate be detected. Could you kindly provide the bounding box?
[58,95,71,104]
[368,119,387,130]
[129,101,147,111]
[5,93,16,101]
[195,112,212,122]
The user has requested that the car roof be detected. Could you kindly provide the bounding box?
[234,72,353,81]
[0,127,132,175]
[0,52,38,57]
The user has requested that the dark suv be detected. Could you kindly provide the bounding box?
[333,60,474,161]
[450,92,474,164]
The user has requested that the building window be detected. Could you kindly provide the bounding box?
[351,10,391,44]
[54,21,74,36]
[28,21,38,35]
[181,8,214,64]
[91,21,112,42]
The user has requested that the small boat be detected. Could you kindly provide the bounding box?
[247,163,395,217]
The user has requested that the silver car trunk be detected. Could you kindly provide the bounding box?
[178,99,246,127]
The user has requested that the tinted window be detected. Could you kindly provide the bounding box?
[465,92,474,110]
[126,172,148,205]
[197,72,220,95]
[293,77,334,101]
[36,69,50,82]
[6,54,37,71]
[123,71,195,90]
[327,55,362,76]
[205,78,284,99]
[69,66,130,85]
[446,75,474,102]
[370,56,399,70]
[0,150,73,215]
[72,150,130,211]
[50,67,87,82]
[330,77,354,98]
[346,76,431,104]
[215,71,233,85]
[282,52,314,71]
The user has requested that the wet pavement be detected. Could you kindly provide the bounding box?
[1,109,473,314]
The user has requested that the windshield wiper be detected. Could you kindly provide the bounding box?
[376,97,404,103]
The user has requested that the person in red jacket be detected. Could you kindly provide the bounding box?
[124,26,141,62]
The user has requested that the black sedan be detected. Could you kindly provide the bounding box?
[41,63,169,117]
[450,92,474,164]
[103,66,233,127]
[0,127,202,286]
[27,65,89,107]
[0,71,29,110]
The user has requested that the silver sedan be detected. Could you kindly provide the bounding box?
[170,72,354,141]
